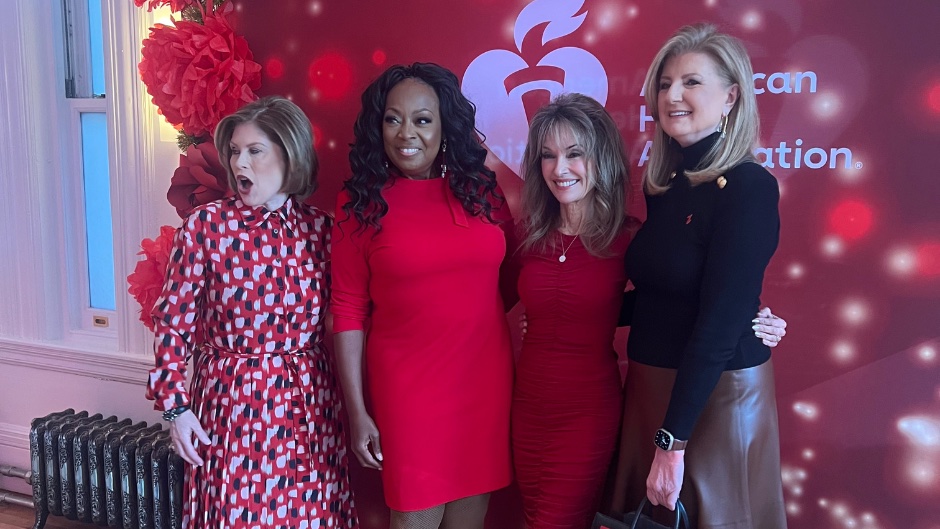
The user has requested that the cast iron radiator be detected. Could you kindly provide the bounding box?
[28,409,184,529]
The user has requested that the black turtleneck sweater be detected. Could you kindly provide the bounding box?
[625,132,780,440]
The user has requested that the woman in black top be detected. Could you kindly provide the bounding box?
[610,24,788,528]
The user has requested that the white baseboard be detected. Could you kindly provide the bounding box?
[0,337,151,385]
[0,421,30,453]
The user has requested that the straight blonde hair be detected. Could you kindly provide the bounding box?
[519,93,627,257]
[643,23,760,195]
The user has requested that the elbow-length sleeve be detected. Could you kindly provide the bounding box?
[331,192,373,333]
[662,168,780,440]
[145,211,208,412]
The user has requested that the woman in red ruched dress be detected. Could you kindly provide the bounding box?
[511,94,635,529]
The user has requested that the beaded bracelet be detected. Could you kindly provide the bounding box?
[162,405,189,422]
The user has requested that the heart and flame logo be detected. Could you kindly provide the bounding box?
[462,0,609,177]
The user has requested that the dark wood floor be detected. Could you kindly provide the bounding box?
[0,503,88,529]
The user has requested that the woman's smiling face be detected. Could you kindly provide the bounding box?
[657,52,738,147]
[382,78,443,180]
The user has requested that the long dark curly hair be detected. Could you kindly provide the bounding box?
[342,62,502,233]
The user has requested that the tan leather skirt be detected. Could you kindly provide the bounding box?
[608,360,787,529]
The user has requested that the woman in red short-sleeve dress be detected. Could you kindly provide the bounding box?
[146,97,357,529]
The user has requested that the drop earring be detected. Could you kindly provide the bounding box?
[439,138,448,178]
[718,113,729,138]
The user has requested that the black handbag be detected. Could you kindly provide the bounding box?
[592,497,690,529]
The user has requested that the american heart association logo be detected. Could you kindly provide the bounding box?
[462,0,609,177]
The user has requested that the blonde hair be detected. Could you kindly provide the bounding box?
[215,96,319,201]
[519,93,627,257]
[643,23,759,195]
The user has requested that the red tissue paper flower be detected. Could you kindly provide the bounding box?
[138,12,261,137]
[167,141,234,218]
[127,225,178,332]
[134,0,199,12]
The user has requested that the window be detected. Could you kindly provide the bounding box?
[63,0,116,329]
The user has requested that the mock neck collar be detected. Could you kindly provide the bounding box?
[679,131,722,171]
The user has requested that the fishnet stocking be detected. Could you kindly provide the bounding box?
[389,493,490,529]
[441,494,490,529]
[390,505,444,529]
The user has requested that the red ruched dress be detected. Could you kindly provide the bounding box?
[512,224,636,529]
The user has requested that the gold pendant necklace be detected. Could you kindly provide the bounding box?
[558,233,579,263]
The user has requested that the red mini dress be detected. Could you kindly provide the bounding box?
[331,176,515,511]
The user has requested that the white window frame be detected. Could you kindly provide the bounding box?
[61,0,119,342]
[0,0,165,374]
[66,99,117,337]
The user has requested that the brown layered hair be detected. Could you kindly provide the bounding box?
[215,96,318,201]
[519,93,628,257]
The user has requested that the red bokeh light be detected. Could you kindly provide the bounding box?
[827,199,874,241]
[312,124,323,149]
[372,50,387,66]
[265,57,285,79]
[916,242,940,276]
[927,83,940,115]
[308,52,353,100]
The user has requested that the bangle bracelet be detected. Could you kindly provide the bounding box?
[162,406,189,422]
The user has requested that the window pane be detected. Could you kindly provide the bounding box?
[80,112,115,310]
[87,0,105,95]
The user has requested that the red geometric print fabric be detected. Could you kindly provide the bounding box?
[146,196,357,528]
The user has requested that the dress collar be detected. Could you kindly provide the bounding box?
[233,196,298,232]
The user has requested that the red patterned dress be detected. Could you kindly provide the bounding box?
[146,197,357,529]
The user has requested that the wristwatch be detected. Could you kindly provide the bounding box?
[654,428,688,451]
[162,405,189,422]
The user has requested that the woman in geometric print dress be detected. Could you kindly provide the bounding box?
[145,97,357,529]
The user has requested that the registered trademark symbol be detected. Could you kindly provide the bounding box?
[855,161,863,169]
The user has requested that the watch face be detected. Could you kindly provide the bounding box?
[654,429,672,451]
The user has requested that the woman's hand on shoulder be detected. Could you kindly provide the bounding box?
[349,412,383,470]
[753,307,787,347]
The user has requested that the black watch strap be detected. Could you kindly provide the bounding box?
[162,405,190,422]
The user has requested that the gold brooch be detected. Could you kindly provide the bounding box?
[716,176,727,189]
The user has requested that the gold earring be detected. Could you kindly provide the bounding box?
[718,114,730,138]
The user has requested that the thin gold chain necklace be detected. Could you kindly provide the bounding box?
[558,233,579,263]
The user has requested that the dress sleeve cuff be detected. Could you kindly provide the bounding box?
[332,315,365,333]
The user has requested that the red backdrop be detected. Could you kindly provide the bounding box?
[228,1,940,527]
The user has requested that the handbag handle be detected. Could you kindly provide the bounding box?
[628,497,691,529]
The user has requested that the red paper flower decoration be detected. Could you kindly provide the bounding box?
[167,141,233,218]
[138,12,261,137]
[127,225,178,332]
[134,0,199,12]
